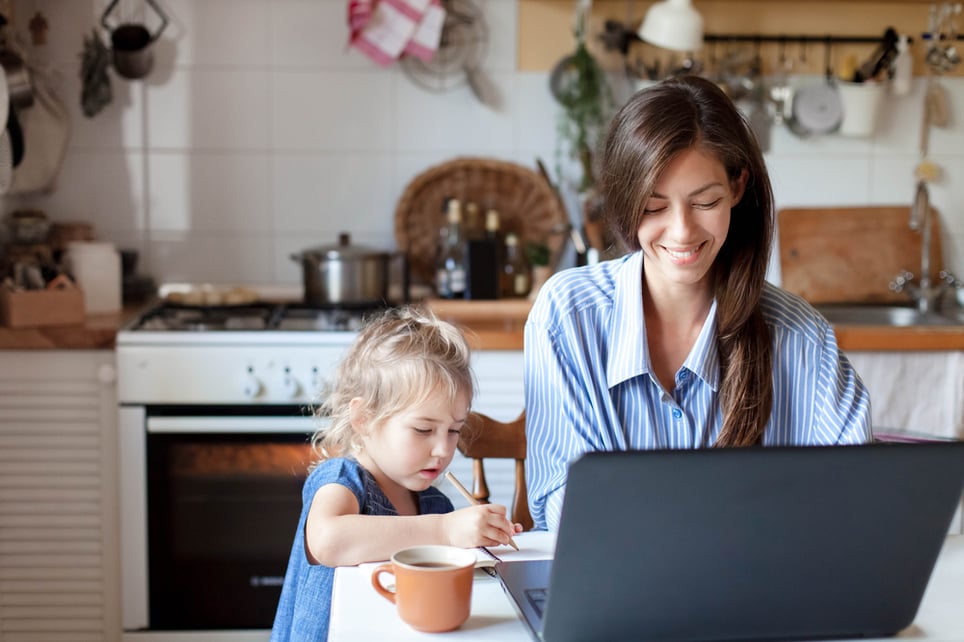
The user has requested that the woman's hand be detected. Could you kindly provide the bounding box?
[443,504,522,548]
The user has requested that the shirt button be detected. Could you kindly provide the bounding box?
[672,409,682,420]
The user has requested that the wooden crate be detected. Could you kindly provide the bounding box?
[0,285,85,328]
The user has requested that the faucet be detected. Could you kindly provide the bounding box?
[890,188,961,312]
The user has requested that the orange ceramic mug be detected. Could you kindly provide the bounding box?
[371,545,476,632]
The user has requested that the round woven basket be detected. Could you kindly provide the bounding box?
[394,157,569,287]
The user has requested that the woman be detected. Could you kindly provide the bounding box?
[524,76,871,531]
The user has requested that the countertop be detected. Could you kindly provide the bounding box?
[426,300,964,352]
[0,303,143,350]
[2,299,963,352]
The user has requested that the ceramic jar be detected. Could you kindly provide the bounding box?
[64,241,121,314]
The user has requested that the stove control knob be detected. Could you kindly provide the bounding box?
[243,368,263,399]
[309,366,325,395]
[280,367,301,399]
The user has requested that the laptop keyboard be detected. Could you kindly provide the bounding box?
[524,588,548,617]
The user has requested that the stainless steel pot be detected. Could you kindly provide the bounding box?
[291,233,393,306]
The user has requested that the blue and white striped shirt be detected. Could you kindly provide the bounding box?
[524,251,872,531]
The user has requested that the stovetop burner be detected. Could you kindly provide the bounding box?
[135,305,274,331]
[276,305,377,332]
[126,301,388,333]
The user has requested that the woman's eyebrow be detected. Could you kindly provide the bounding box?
[650,182,725,199]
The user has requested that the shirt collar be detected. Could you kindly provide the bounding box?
[605,251,720,392]
[606,251,649,388]
[683,299,720,391]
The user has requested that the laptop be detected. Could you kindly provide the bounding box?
[496,442,964,642]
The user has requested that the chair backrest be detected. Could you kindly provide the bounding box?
[458,410,532,532]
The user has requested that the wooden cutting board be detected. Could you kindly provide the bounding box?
[778,206,943,304]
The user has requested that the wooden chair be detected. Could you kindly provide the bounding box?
[458,410,532,532]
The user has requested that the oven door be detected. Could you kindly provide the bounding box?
[119,406,325,632]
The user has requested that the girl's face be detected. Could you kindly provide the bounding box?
[354,385,470,499]
[638,147,746,295]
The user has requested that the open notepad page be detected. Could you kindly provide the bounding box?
[356,530,557,570]
[474,531,556,569]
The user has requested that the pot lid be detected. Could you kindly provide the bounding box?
[301,232,390,260]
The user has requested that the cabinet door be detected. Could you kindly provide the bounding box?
[846,351,964,440]
[0,351,120,641]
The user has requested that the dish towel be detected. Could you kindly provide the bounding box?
[348,0,445,66]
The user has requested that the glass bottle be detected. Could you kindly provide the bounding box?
[484,209,501,243]
[501,232,530,298]
[485,208,503,280]
[464,201,482,241]
[437,198,467,299]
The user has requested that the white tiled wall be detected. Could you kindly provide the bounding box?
[3,0,963,289]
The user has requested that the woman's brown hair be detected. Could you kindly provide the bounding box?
[597,75,774,447]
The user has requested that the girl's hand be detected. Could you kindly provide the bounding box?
[443,504,522,548]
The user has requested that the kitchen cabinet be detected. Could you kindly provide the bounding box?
[0,350,120,641]
[846,351,964,440]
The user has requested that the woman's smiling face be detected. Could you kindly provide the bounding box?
[637,147,746,294]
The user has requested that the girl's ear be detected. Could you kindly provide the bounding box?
[348,397,370,434]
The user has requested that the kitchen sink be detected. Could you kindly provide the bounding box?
[814,304,964,327]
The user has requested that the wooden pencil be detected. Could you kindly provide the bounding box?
[445,471,520,551]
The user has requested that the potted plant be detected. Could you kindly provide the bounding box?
[550,10,613,193]
[525,241,552,301]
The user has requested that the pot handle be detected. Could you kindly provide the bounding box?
[291,251,321,266]
[102,0,169,42]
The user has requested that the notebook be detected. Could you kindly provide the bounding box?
[496,442,964,642]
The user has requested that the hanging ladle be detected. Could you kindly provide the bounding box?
[101,0,169,79]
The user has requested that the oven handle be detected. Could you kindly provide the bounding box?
[147,416,327,434]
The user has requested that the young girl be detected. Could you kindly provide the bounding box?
[271,306,520,641]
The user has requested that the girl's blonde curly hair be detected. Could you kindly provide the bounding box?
[310,305,475,464]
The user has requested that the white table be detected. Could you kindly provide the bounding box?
[329,533,964,641]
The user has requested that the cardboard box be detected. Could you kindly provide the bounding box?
[0,285,85,328]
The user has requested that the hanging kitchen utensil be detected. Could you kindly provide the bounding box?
[9,65,70,195]
[0,50,34,109]
[6,101,23,167]
[400,0,498,107]
[100,0,169,80]
[0,63,8,133]
[81,28,112,117]
[790,39,842,136]
[767,38,794,125]
[0,130,13,195]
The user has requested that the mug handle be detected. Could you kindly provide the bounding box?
[371,563,397,604]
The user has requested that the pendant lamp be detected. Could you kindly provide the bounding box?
[638,0,704,52]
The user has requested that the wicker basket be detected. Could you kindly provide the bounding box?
[394,156,569,287]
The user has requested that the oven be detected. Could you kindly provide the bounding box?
[116,299,361,639]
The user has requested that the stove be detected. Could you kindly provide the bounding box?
[117,299,381,406]
[115,293,384,637]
